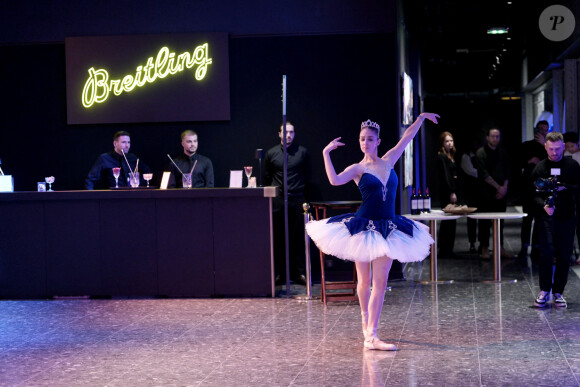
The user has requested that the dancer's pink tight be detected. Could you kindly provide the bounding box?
[356,257,393,340]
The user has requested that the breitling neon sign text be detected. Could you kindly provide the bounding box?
[82,43,212,108]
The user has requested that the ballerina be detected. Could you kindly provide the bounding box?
[306,112,439,350]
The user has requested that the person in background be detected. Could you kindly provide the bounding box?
[85,131,150,190]
[460,137,480,253]
[306,113,438,351]
[531,132,580,308]
[436,131,459,258]
[474,128,511,259]
[264,122,310,285]
[519,121,549,262]
[563,131,580,265]
[563,132,580,164]
[168,130,214,188]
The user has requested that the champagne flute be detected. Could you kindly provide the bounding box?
[112,167,121,188]
[143,173,153,188]
[244,166,253,188]
[45,176,55,191]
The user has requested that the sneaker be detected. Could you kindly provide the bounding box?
[534,291,550,307]
[501,248,515,259]
[480,247,490,259]
[553,293,567,308]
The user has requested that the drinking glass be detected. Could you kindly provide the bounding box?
[112,167,121,188]
[244,166,253,187]
[143,173,153,187]
[129,172,140,188]
[45,176,55,191]
[182,173,192,189]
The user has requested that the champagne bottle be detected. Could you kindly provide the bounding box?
[424,187,431,213]
[411,188,418,215]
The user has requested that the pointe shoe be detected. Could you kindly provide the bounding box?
[364,337,396,351]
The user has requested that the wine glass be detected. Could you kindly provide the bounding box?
[244,166,253,187]
[45,176,55,191]
[112,167,121,188]
[143,173,153,188]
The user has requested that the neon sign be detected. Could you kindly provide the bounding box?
[81,43,212,108]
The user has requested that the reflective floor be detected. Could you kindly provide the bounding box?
[1,215,580,386]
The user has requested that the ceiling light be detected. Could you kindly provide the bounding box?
[487,28,509,35]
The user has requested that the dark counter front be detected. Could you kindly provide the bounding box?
[0,188,276,299]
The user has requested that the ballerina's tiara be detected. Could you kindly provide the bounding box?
[361,119,380,132]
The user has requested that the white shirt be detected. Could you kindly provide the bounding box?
[564,150,580,165]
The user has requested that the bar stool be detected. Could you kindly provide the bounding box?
[310,201,361,305]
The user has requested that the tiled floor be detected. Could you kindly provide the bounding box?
[1,214,580,386]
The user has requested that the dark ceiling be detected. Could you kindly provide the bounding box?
[403,0,580,97]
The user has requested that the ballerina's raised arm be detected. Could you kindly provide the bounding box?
[382,112,439,165]
[321,137,362,186]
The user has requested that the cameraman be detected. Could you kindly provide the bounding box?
[531,132,580,308]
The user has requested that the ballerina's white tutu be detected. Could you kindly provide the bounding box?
[306,168,433,263]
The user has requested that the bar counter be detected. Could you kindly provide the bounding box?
[0,187,276,299]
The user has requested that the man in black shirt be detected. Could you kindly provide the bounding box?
[563,131,580,266]
[474,128,511,259]
[531,132,580,308]
[85,131,151,190]
[264,122,310,285]
[168,130,214,188]
[519,121,549,261]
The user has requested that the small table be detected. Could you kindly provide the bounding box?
[405,211,462,283]
[310,201,361,305]
[467,212,527,282]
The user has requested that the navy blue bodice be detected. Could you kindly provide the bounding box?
[326,168,414,238]
[355,169,397,220]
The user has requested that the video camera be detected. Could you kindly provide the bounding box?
[534,176,564,208]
